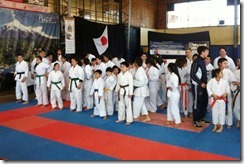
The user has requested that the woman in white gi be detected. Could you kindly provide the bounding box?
[104,67,117,116]
[175,57,189,121]
[95,56,107,79]
[90,70,107,119]
[61,55,71,101]
[69,57,84,112]
[47,63,65,110]
[83,58,94,110]
[145,58,160,113]
[34,56,51,106]
[14,54,29,104]
[115,62,133,125]
[207,68,230,132]
[218,58,238,128]
[133,58,151,122]
[165,63,181,126]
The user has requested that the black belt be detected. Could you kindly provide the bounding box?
[51,81,62,90]
[232,86,240,110]
[131,86,138,102]
[118,84,129,101]
[16,72,25,79]
[69,77,79,92]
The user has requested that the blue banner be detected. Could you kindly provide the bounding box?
[0,8,60,64]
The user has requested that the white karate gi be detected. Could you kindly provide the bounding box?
[160,62,168,104]
[112,57,125,67]
[47,70,65,109]
[87,53,96,62]
[133,67,149,119]
[213,55,236,72]
[232,69,240,121]
[14,60,29,101]
[61,61,71,101]
[90,77,106,117]
[115,71,133,123]
[69,65,84,112]
[155,63,164,107]
[186,58,193,114]
[206,63,214,82]
[83,64,94,109]
[105,60,115,68]
[166,72,181,124]
[95,62,107,79]
[145,66,160,113]
[104,75,117,116]
[34,62,50,105]
[222,68,237,126]
[207,78,230,125]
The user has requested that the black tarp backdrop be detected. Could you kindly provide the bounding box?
[74,17,125,60]
[148,31,211,59]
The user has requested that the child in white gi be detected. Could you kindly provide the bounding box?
[133,58,151,122]
[47,63,65,110]
[166,63,181,126]
[90,70,107,119]
[145,58,160,113]
[104,67,117,116]
[69,57,84,112]
[112,66,120,112]
[61,55,71,101]
[14,54,29,104]
[83,58,94,110]
[115,62,133,125]
[34,56,51,107]
[207,68,230,133]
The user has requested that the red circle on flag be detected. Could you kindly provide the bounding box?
[101,36,107,46]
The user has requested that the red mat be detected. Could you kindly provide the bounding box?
[1,116,235,160]
[143,112,210,133]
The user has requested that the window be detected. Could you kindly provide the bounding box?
[167,0,240,28]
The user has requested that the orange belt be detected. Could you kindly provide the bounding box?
[210,97,227,109]
[180,83,188,110]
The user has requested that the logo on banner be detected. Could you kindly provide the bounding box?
[93,26,108,55]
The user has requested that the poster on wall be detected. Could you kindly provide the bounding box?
[0,8,60,65]
[0,0,48,12]
[65,17,75,54]
[148,31,210,58]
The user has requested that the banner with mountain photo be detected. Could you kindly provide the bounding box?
[0,8,60,65]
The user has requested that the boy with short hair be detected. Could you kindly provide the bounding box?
[90,69,107,119]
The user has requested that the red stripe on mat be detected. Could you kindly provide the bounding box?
[1,116,237,160]
[145,113,210,133]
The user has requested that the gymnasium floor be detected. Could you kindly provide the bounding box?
[0,100,240,161]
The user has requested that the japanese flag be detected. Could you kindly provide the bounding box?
[93,26,109,55]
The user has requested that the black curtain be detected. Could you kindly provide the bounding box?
[74,17,125,59]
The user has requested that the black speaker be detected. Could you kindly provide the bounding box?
[167,3,174,11]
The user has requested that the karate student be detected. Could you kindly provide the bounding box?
[145,58,160,113]
[128,60,136,77]
[112,65,120,112]
[61,55,71,101]
[218,58,238,128]
[205,55,214,82]
[207,68,230,133]
[104,67,117,116]
[175,57,190,121]
[69,57,84,112]
[141,53,147,71]
[133,57,151,122]
[112,53,125,68]
[115,61,133,125]
[47,63,65,110]
[83,58,94,110]
[34,56,51,107]
[165,63,181,126]
[90,70,107,119]
[160,58,168,108]
[103,53,115,68]
[95,56,107,79]
[232,57,240,128]
[14,54,29,104]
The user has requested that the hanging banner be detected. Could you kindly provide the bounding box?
[0,0,48,12]
[0,8,60,65]
[148,31,210,58]
[65,17,75,54]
